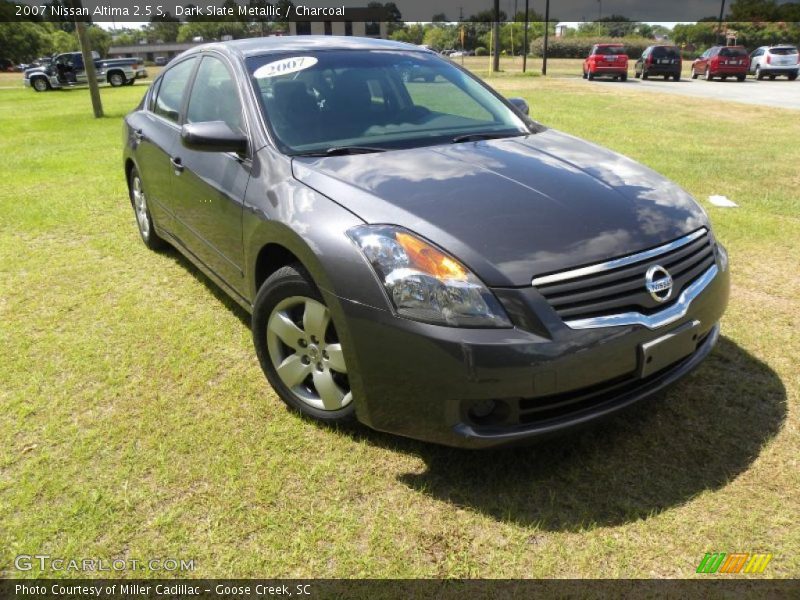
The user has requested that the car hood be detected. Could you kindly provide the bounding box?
[291,129,709,287]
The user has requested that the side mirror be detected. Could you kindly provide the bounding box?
[181,121,247,154]
[508,97,529,116]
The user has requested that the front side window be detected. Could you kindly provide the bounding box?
[154,57,197,123]
[247,50,529,154]
[186,55,244,133]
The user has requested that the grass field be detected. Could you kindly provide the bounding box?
[1,73,798,579]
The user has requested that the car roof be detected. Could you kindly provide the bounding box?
[186,35,426,60]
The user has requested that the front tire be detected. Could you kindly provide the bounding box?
[32,77,49,92]
[129,167,166,251]
[755,65,764,80]
[253,265,354,423]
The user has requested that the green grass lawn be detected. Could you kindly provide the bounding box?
[1,75,798,579]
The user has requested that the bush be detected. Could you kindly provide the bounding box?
[530,36,654,59]
[474,46,487,56]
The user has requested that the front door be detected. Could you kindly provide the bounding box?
[169,54,250,298]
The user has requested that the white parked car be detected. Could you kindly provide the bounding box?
[749,45,799,80]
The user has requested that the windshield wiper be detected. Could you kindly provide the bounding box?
[296,146,387,157]
[451,132,525,144]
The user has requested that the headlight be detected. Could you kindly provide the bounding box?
[347,225,511,328]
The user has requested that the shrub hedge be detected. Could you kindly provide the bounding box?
[530,37,655,59]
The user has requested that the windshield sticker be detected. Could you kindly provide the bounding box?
[254,56,318,79]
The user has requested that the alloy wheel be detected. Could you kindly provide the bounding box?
[267,296,351,411]
[131,175,150,239]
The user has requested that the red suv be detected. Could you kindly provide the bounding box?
[583,44,629,81]
[691,46,749,81]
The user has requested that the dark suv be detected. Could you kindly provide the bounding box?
[123,37,729,448]
[636,45,682,81]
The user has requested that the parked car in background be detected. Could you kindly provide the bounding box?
[635,45,682,80]
[583,44,629,81]
[154,56,168,66]
[24,52,146,91]
[691,46,748,81]
[123,37,728,448]
[749,45,799,80]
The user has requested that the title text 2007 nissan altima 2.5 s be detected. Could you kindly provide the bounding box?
[123,37,729,448]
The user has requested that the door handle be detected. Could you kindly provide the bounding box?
[133,128,146,142]
[170,156,184,173]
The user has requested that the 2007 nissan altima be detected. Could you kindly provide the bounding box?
[122,37,729,448]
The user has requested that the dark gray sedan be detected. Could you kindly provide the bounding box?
[122,36,729,448]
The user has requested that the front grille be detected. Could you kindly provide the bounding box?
[533,228,714,321]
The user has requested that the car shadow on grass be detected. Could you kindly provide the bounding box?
[158,251,786,530]
[343,336,786,531]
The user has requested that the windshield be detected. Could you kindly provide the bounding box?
[651,46,680,59]
[594,46,625,55]
[719,47,747,57]
[246,50,530,154]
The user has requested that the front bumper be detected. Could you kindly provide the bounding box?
[329,258,729,448]
[135,69,148,79]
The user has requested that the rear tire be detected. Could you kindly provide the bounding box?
[620,73,628,82]
[789,72,798,81]
[738,74,746,82]
[768,74,775,81]
[253,264,355,423]
[634,70,641,79]
[642,70,649,80]
[125,78,135,86]
[587,71,595,81]
[705,67,713,81]
[691,67,698,79]
[129,167,167,251]
[673,73,681,81]
[109,72,125,87]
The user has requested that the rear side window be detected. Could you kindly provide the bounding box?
[719,47,747,57]
[154,57,197,123]
[186,56,244,133]
[770,47,798,55]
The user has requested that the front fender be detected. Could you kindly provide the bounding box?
[243,147,389,311]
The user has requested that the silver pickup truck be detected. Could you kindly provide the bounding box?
[24,52,147,91]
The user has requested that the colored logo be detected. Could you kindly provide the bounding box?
[696,552,773,574]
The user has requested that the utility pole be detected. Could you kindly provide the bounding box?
[522,0,529,72]
[75,19,103,118]
[492,0,500,72]
[717,0,727,45]
[542,0,550,75]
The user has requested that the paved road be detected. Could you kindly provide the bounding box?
[581,76,800,110]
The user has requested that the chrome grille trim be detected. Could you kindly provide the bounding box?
[564,264,718,330]
[532,228,708,286]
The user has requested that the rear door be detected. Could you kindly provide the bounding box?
[169,53,251,296]
[133,56,198,235]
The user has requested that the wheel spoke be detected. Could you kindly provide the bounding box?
[302,300,329,340]
[312,369,344,410]
[276,354,310,388]
[268,312,304,350]
[325,343,347,373]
